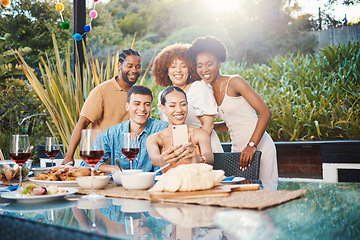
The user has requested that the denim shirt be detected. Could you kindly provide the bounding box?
[80,118,168,172]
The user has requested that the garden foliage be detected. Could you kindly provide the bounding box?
[220,40,360,141]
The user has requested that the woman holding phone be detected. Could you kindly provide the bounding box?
[189,36,278,181]
[146,87,214,172]
[152,43,223,153]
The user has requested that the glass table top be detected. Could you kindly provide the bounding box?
[1,180,359,239]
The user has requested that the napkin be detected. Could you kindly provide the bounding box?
[0,184,18,192]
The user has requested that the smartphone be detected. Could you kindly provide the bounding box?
[172,124,188,146]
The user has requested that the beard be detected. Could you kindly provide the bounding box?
[122,71,139,86]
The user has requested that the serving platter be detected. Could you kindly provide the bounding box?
[149,184,260,200]
[0,187,78,204]
[29,177,79,187]
[149,187,231,200]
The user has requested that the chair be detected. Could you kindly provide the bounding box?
[212,151,262,180]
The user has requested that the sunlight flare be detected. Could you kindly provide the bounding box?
[207,0,240,12]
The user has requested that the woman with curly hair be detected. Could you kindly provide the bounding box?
[152,43,223,153]
[188,36,278,181]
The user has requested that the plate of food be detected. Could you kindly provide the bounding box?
[31,165,104,187]
[0,185,78,204]
[29,178,79,187]
[220,176,245,184]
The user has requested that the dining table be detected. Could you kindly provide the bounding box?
[1,179,359,240]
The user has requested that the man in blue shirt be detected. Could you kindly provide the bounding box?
[81,85,168,173]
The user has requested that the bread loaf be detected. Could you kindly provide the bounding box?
[151,163,224,192]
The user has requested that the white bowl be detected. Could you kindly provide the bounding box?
[77,198,111,209]
[76,176,109,190]
[120,199,153,213]
[120,172,156,190]
[112,169,143,185]
[31,167,51,176]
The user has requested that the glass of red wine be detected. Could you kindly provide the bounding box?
[10,134,31,191]
[45,137,60,167]
[122,133,139,170]
[79,129,105,199]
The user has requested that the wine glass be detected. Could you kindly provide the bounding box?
[76,198,110,234]
[45,137,60,167]
[79,129,105,199]
[124,212,142,236]
[122,133,139,170]
[10,134,31,191]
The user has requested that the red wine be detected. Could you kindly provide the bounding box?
[122,148,139,161]
[45,149,60,159]
[10,152,31,165]
[80,150,104,167]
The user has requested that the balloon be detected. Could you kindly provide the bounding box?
[84,25,92,32]
[57,1,99,37]
[61,21,70,30]
[1,0,11,7]
[89,10,98,19]
[73,33,82,42]
[56,3,64,12]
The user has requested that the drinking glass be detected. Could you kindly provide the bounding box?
[45,137,60,167]
[124,212,142,236]
[79,129,105,199]
[122,133,139,170]
[10,134,31,191]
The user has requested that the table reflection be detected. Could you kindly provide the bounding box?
[1,181,360,239]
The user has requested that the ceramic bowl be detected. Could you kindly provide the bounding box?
[120,172,156,190]
[31,167,51,176]
[77,198,111,209]
[120,199,153,213]
[112,169,143,185]
[76,175,110,190]
[0,160,32,182]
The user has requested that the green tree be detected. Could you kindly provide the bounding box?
[0,77,49,160]
[111,0,318,64]
[0,0,72,67]
[328,0,360,4]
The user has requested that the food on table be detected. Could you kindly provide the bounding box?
[34,165,104,181]
[0,163,30,181]
[20,184,67,196]
[151,163,225,192]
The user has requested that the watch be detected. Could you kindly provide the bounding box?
[248,142,257,148]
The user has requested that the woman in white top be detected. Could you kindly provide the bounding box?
[188,36,278,181]
[152,43,223,153]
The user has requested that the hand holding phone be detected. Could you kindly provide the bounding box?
[172,124,188,146]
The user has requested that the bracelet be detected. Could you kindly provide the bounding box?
[200,155,207,163]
